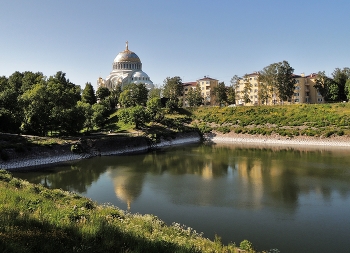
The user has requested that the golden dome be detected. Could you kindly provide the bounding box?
[114,41,141,63]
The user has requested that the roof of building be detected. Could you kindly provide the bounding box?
[182,82,197,87]
[197,76,218,81]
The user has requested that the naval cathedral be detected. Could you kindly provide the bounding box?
[97,42,154,90]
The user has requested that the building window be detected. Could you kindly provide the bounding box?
[254,89,257,93]
[318,98,323,102]
[254,83,258,87]
[294,93,299,97]
[295,80,299,83]
[317,91,322,96]
[295,99,299,102]
[295,86,300,90]
[206,81,209,84]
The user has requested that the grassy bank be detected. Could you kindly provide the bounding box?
[0,170,263,253]
[189,103,350,137]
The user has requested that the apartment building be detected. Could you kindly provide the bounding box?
[182,76,219,106]
[235,72,324,106]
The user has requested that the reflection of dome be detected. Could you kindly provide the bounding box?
[108,167,145,211]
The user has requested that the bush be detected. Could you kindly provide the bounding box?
[240,240,253,251]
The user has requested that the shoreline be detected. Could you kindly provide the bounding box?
[204,131,350,149]
[1,132,201,171]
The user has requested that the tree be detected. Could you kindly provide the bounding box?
[147,97,163,121]
[46,71,82,134]
[275,61,296,102]
[148,87,162,100]
[332,67,350,101]
[314,71,339,102]
[20,81,51,135]
[82,82,97,105]
[345,79,350,101]
[230,75,240,89]
[117,105,150,129]
[186,84,203,107]
[96,86,110,101]
[258,64,277,104]
[242,75,252,104]
[162,76,183,111]
[214,82,227,106]
[119,83,148,108]
[226,85,235,105]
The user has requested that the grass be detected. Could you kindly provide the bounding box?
[0,170,264,253]
[189,103,350,137]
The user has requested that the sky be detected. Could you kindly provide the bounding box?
[1,0,349,90]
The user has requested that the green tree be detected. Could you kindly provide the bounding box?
[20,81,51,135]
[214,82,227,106]
[276,61,296,102]
[259,61,296,104]
[226,85,235,105]
[148,87,162,100]
[332,67,350,101]
[46,71,82,134]
[146,97,163,121]
[96,86,110,101]
[186,84,203,107]
[82,82,97,105]
[162,76,183,111]
[117,105,150,129]
[345,79,350,101]
[91,103,108,129]
[242,75,252,104]
[314,71,339,102]
[119,83,148,108]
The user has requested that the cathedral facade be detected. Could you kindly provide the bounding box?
[97,42,154,90]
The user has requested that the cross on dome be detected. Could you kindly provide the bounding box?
[126,41,129,51]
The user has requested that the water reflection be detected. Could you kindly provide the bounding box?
[16,144,350,211]
[13,143,350,252]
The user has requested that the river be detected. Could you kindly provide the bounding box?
[13,143,350,253]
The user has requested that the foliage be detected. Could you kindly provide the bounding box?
[119,83,148,108]
[314,71,339,102]
[81,82,97,105]
[258,61,296,104]
[240,240,253,251]
[96,86,110,101]
[162,76,183,111]
[332,67,350,101]
[226,85,235,105]
[345,79,350,101]
[190,103,350,138]
[148,87,162,100]
[275,61,296,102]
[186,84,203,107]
[243,75,252,103]
[214,82,227,106]
[117,106,150,129]
[146,97,163,122]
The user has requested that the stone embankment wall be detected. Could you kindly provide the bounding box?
[0,132,201,171]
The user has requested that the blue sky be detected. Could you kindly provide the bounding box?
[1,0,349,90]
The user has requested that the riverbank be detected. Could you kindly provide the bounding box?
[0,132,201,171]
[0,170,255,253]
[204,131,350,148]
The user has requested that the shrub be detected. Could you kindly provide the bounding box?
[240,239,253,251]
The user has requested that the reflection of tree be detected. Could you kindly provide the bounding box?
[14,157,110,192]
[14,143,350,213]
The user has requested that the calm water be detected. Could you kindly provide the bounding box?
[14,143,350,253]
